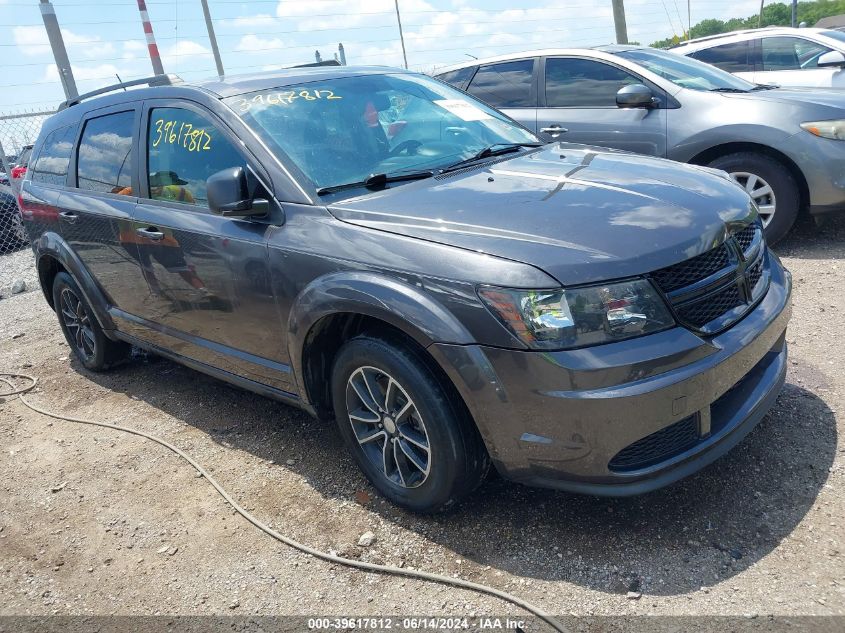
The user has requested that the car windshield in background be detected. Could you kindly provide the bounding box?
[820,29,845,44]
[225,73,538,191]
[616,48,758,92]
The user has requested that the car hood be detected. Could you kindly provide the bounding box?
[327,144,756,286]
[726,86,845,110]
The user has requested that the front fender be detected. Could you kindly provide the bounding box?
[35,231,116,333]
[287,271,475,399]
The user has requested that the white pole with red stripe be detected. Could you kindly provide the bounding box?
[136,0,165,76]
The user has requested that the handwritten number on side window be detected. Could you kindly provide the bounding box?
[152,118,212,152]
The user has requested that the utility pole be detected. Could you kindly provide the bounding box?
[338,43,346,65]
[791,0,797,27]
[136,0,164,76]
[688,0,692,39]
[394,0,408,69]
[758,0,765,28]
[611,0,629,45]
[200,0,224,76]
[39,0,77,99]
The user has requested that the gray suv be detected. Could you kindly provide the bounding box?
[20,68,790,512]
[435,45,845,243]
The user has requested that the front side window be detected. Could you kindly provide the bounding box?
[76,111,134,194]
[467,60,535,108]
[761,36,832,70]
[691,41,751,73]
[226,73,538,191]
[32,126,75,186]
[545,58,641,107]
[147,107,243,207]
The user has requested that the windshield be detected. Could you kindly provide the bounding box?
[225,73,539,190]
[616,48,758,92]
[820,29,845,44]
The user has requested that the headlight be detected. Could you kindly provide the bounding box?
[801,120,845,140]
[478,279,674,350]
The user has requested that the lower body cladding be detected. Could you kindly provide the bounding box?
[430,261,792,496]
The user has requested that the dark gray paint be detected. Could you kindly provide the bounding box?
[20,66,792,494]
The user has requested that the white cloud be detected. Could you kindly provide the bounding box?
[13,25,114,59]
[43,62,125,83]
[221,14,278,29]
[235,34,286,53]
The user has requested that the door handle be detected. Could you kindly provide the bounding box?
[136,227,165,241]
[58,211,78,224]
[541,125,568,135]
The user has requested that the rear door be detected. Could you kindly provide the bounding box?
[127,100,291,392]
[537,56,668,156]
[60,106,150,317]
[464,58,538,133]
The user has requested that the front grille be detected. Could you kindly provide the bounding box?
[608,414,700,472]
[651,243,730,293]
[650,223,768,334]
[676,283,744,329]
[734,224,757,253]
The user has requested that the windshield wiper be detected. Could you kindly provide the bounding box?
[316,170,435,195]
[441,142,543,173]
[751,83,777,91]
[709,87,749,93]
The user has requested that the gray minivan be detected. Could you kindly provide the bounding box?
[435,45,845,243]
[21,68,790,512]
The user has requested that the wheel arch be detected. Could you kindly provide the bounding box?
[287,271,475,418]
[688,142,809,211]
[34,231,116,333]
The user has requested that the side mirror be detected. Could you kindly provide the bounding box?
[616,84,658,109]
[817,50,845,68]
[207,166,269,218]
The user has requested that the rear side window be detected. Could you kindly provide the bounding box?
[146,107,243,208]
[31,127,74,186]
[435,66,476,89]
[76,111,134,194]
[691,41,752,73]
[467,59,535,108]
[545,58,641,107]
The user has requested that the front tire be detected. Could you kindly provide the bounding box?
[707,152,799,245]
[52,272,129,371]
[331,335,489,513]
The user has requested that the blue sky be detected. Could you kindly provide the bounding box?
[1,0,763,112]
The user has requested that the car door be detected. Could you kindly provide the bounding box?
[464,58,538,134]
[755,36,841,88]
[128,100,293,392]
[60,105,151,318]
[688,40,756,83]
[536,56,668,157]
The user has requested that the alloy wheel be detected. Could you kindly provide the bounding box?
[60,288,96,360]
[729,171,776,228]
[345,366,431,488]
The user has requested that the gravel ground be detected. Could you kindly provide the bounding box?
[0,216,843,626]
[0,246,37,298]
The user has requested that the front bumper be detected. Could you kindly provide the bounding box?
[776,132,845,214]
[429,256,792,496]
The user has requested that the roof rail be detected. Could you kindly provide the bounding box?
[674,26,791,47]
[58,74,183,111]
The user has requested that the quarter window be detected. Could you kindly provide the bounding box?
[545,58,641,107]
[76,111,134,194]
[146,107,243,207]
[32,125,75,186]
[467,59,535,108]
[691,41,751,73]
[435,66,477,89]
[761,37,832,70]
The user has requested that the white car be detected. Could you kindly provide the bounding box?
[672,27,845,89]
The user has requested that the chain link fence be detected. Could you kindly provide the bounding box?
[0,110,53,297]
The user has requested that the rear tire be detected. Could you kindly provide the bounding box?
[52,272,129,372]
[707,152,799,245]
[331,334,489,513]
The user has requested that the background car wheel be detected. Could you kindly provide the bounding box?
[331,334,490,513]
[707,152,799,245]
[52,272,129,372]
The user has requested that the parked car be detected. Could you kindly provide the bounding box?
[672,27,845,88]
[21,69,790,512]
[434,46,845,243]
[10,144,33,187]
[0,181,28,250]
